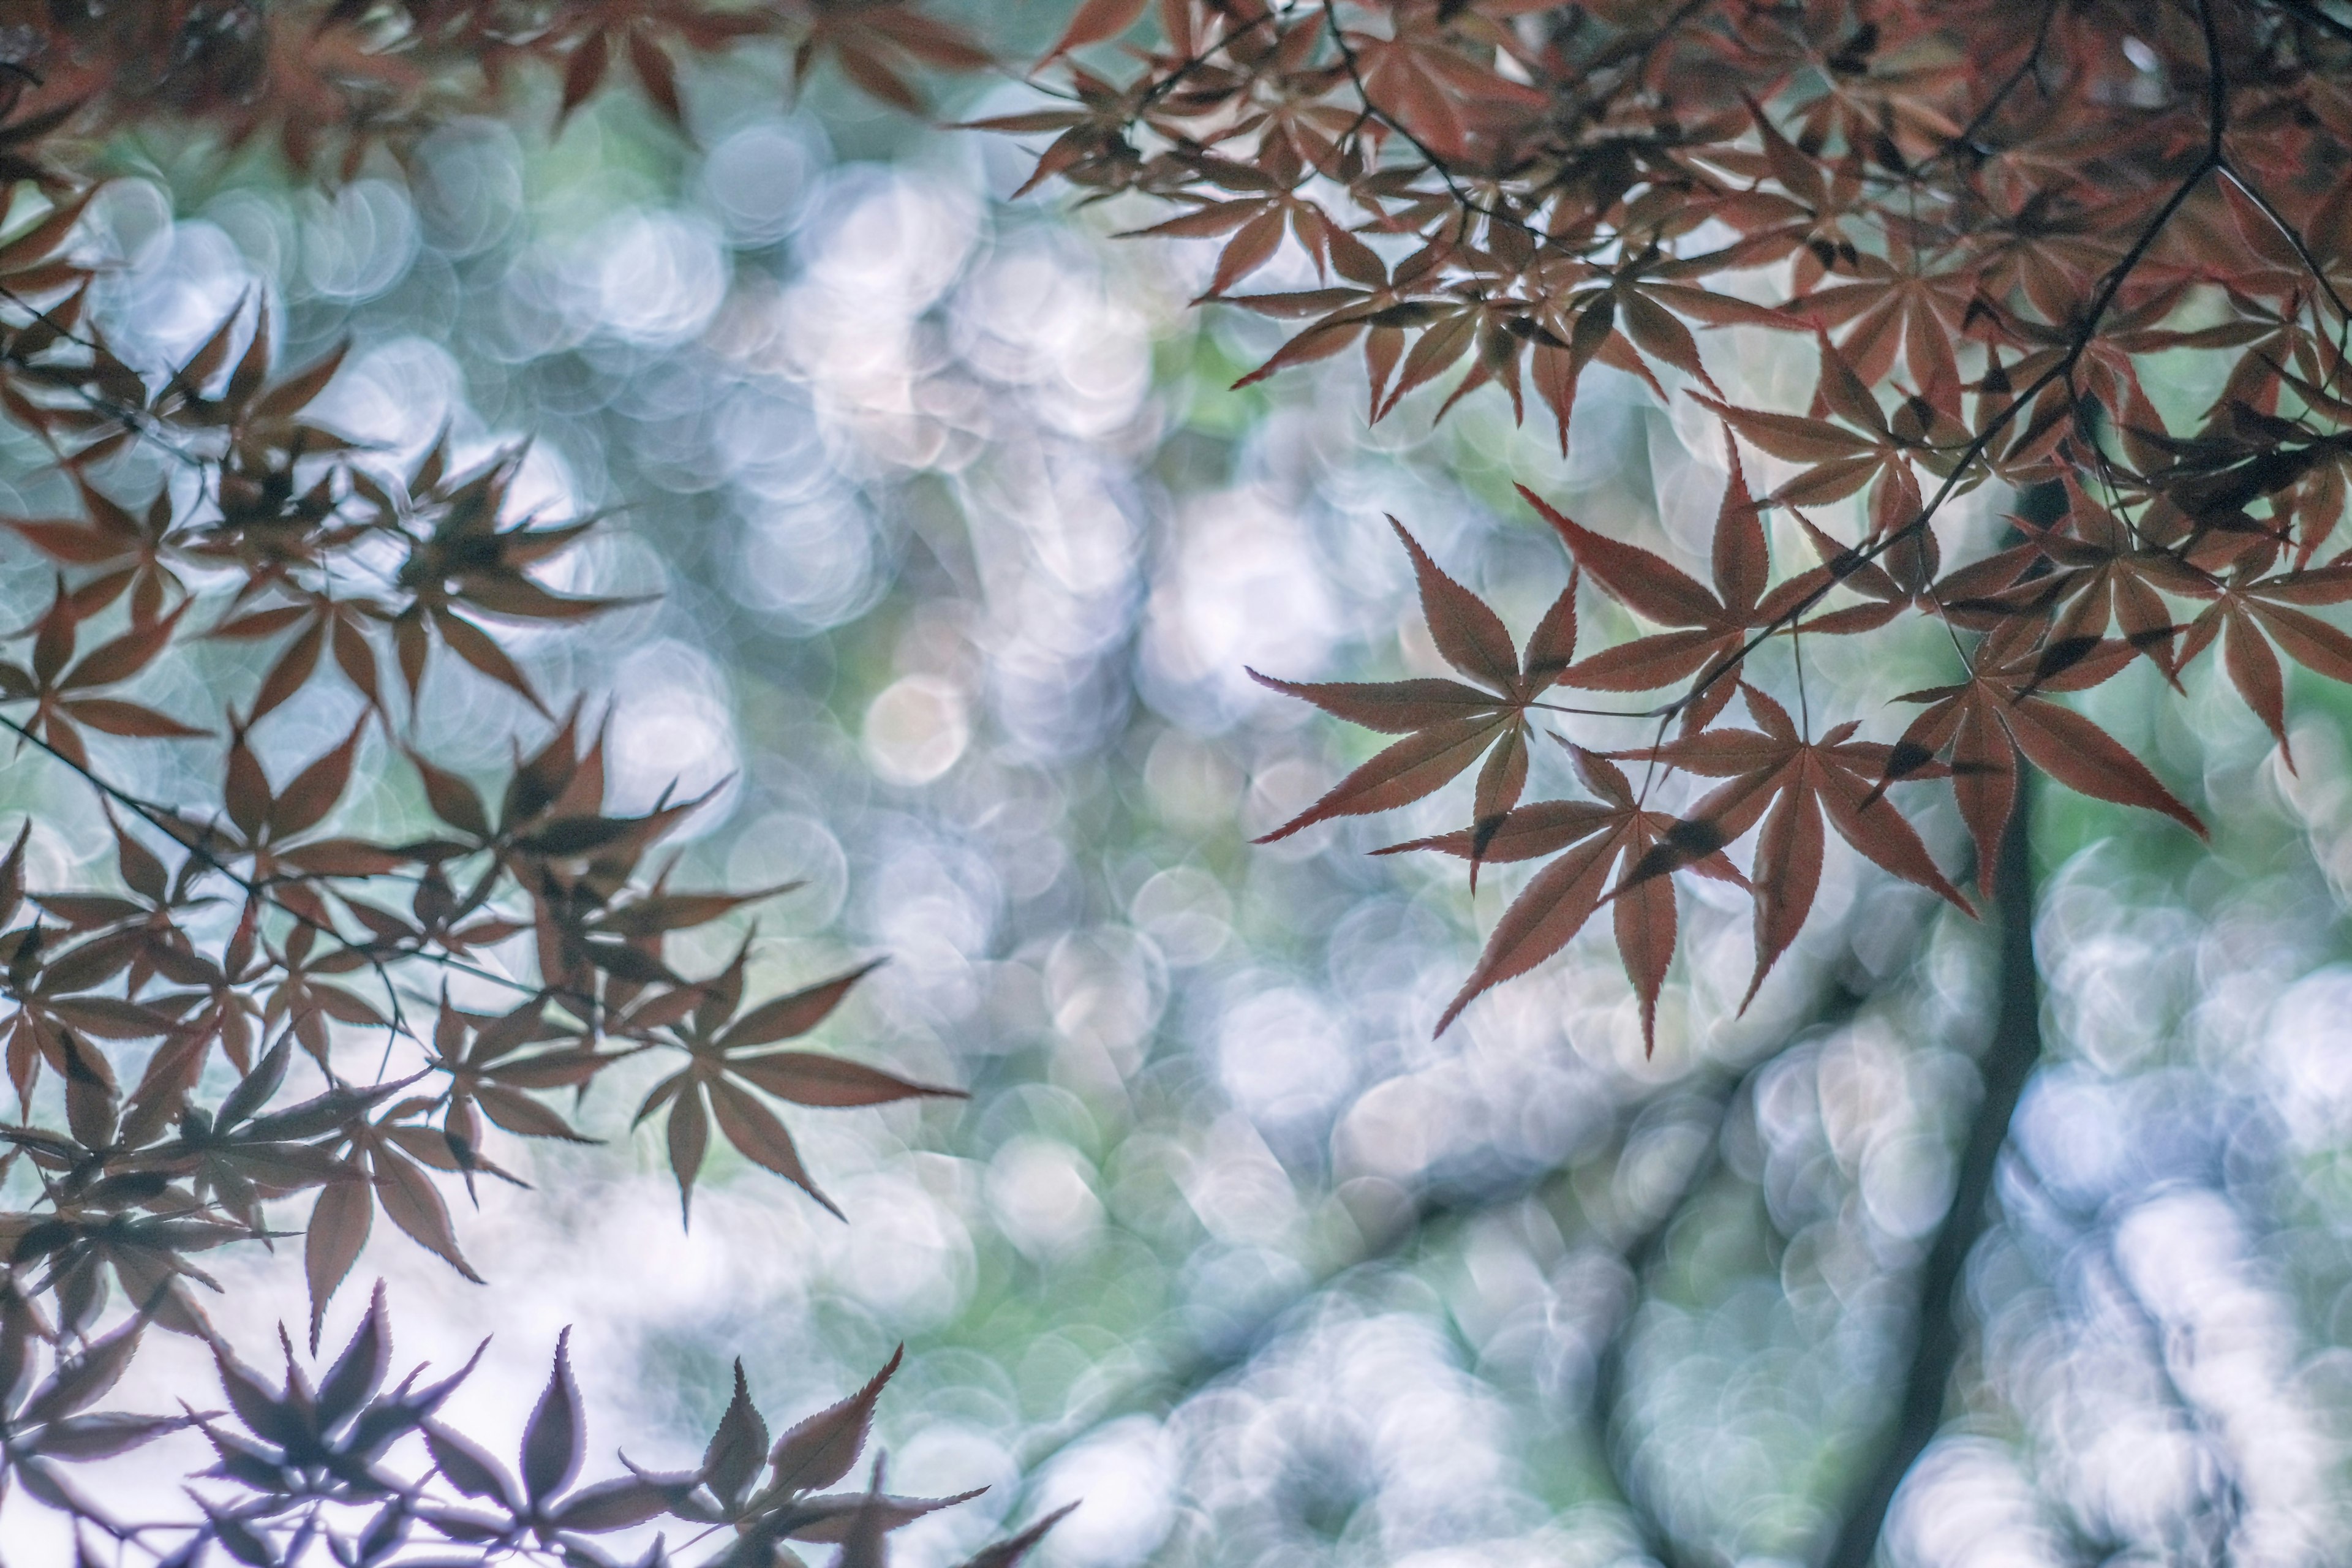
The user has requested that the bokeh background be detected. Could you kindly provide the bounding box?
[3,26,2351,1568]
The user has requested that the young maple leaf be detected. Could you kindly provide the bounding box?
[1252,519,1577,876]
[1379,742,1746,1052]
[1621,684,1970,1008]
[1518,439,1831,733]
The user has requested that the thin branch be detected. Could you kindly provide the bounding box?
[993,1080,1707,1505]
[1132,6,1283,113]
[1000,982,1872,1563]
[1588,985,1871,1568]
[1583,1083,1736,1568]
[0,284,219,475]
[2215,163,2352,382]
[1580,0,1721,120]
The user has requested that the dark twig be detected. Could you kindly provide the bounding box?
[2216,163,2352,382]
[1932,0,2060,164]
[1317,0,1548,247]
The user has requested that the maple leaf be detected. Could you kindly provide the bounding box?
[417,1327,682,1546]
[1520,436,1832,731]
[1695,335,1974,537]
[1880,616,2207,896]
[791,0,992,113]
[2172,552,2352,765]
[0,587,209,767]
[0,1319,184,1527]
[220,13,427,179]
[1698,100,1872,296]
[209,587,388,722]
[1508,246,1790,446]
[1981,282,2188,472]
[615,1346,984,1551]
[631,949,961,1221]
[1776,19,1968,165]
[196,1283,469,1495]
[380,443,644,716]
[334,1101,490,1289]
[1126,151,1383,300]
[422,996,611,1168]
[1621,684,1970,1006]
[1251,519,1578,875]
[1782,229,1976,415]
[551,0,771,123]
[1380,741,1747,1050]
[1342,0,1550,162]
[1828,469,2217,688]
[7,481,183,627]
[1790,507,2050,639]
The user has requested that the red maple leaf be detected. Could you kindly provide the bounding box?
[1381,742,1746,1052]
[1622,684,1968,1006]
[1253,520,1577,877]
[1521,435,1831,731]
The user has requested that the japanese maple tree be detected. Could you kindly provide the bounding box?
[967,1,2352,1562]
[0,0,2345,1563]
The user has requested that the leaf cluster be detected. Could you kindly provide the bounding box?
[0,0,992,179]
[144,1283,1057,1568]
[976,0,2352,1043]
[23,0,2352,1553]
[0,111,993,1558]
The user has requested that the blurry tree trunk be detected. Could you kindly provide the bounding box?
[1823,770,2043,1568]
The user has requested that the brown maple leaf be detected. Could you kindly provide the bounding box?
[1880,617,2207,895]
[1380,742,1746,1052]
[1520,436,1831,732]
[2173,552,2352,765]
[1253,519,1577,875]
[1623,684,1969,1007]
